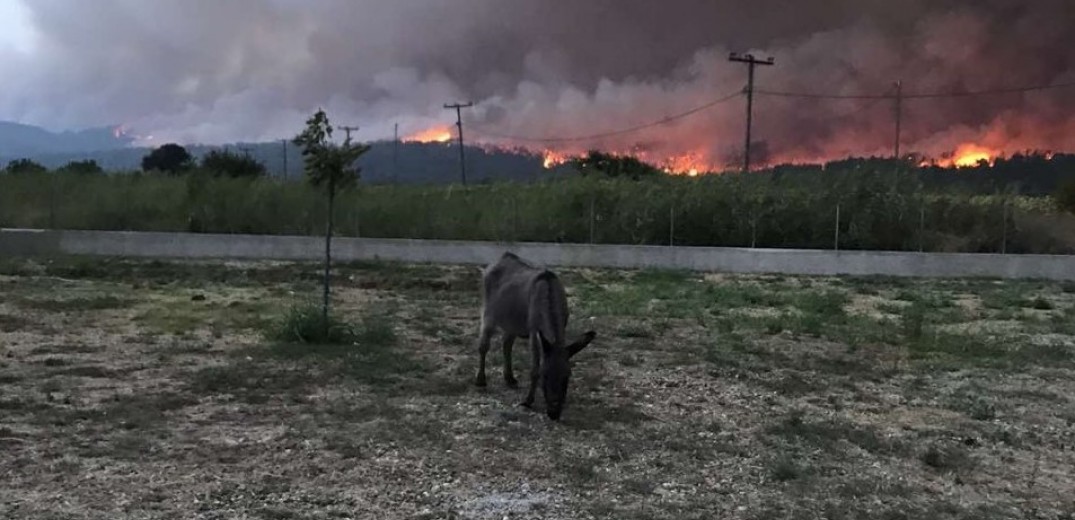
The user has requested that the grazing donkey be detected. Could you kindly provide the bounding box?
[475,252,596,420]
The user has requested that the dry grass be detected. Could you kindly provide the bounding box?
[1,257,1074,519]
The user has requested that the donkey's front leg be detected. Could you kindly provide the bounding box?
[474,324,493,387]
[521,333,541,408]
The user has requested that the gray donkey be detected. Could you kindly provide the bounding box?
[475,252,596,420]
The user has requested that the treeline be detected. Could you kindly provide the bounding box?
[3,163,1073,254]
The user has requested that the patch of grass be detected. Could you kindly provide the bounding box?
[15,295,134,313]
[52,365,124,379]
[188,361,314,403]
[768,455,807,482]
[82,432,158,460]
[617,322,656,339]
[908,331,1074,368]
[577,269,707,318]
[1029,297,1055,310]
[267,304,365,345]
[32,391,197,429]
[981,287,1035,310]
[703,282,786,310]
[793,290,850,318]
[766,410,901,456]
[561,455,601,487]
[920,442,975,473]
[901,303,926,341]
[0,313,35,332]
[262,307,422,388]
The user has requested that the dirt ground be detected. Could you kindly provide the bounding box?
[1,256,1074,519]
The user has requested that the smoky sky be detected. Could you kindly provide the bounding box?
[1,0,1073,164]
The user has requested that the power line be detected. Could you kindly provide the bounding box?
[469,90,742,143]
[756,79,1075,100]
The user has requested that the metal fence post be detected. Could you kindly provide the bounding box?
[919,205,925,253]
[669,202,675,247]
[751,207,758,249]
[48,174,57,229]
[512,195,519,242]
[834,204,841,251]
[589,196,596,244]
[1001,201,1008,254]
[359,199,367,238]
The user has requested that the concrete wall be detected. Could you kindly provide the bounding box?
[3,228,1075,281]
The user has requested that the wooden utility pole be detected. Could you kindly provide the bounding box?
[393,123,400,184]
[445,102,474,185]
[894,80,903,159]
[281,139,288,179]
[729,52,775,173]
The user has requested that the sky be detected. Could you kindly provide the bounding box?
[0,0,34,53]
[0,0,1072,166]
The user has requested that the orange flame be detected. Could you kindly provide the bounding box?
[542,150,568,169]
[935,143,1000,168]
[404,126,454,144]
[660,152,710,176]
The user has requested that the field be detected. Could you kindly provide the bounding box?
[4,169,1074,254]
[1,257,1074,519]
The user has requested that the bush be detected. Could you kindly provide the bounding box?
[200,150,267,178]
[59,160,104,175]
[142,143,193,174]
[4,158,47,175]
[267,303,396,347]
[268,304,358,345]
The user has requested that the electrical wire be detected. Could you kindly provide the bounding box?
[469,90,742,143]
[756,80,1075,100]
[465,79,1075,145]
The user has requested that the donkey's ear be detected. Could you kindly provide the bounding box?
[567,331,596,359]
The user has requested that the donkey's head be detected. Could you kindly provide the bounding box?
[538,330,596,421]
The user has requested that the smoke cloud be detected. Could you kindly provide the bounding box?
[1,0,1072,167]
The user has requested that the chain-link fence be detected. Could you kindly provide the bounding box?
[0,171,1067,255]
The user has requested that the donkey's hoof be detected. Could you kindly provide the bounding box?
[504,377,519,389]
[475,375,488,388]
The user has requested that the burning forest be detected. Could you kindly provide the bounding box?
[2,1,1074,174]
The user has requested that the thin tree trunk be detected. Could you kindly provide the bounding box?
[323,179,335,336]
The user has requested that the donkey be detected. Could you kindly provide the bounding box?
[475,252,596,420]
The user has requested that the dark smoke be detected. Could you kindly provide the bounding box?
[1,0,1072,166]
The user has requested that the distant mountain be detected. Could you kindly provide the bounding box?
[0,129,573,184]
[0,121,133,156]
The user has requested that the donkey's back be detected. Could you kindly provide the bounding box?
[481,252,568,340]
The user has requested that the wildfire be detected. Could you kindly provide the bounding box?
[404,126,454,144]
[542,150,568,169]
[659,153,709,176]
[936,143,1000,168]
[112,124,154,144]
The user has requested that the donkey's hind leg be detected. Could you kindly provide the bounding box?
[502,335,519,388]
[474,321,494,388]
[521,333,541,408]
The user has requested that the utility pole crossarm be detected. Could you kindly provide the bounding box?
[337,125,360,144]
[445,101,474,186]
[729,52,775,173]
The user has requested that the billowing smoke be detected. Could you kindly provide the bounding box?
[1,0,1072,168]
